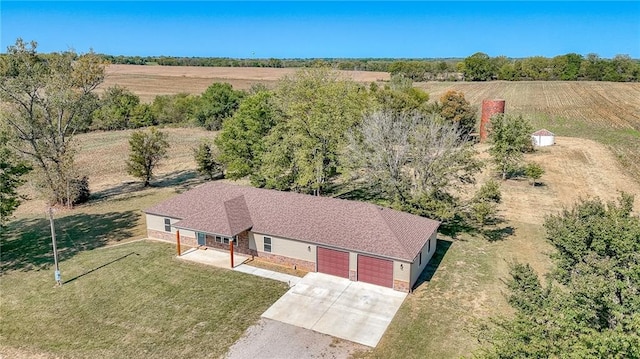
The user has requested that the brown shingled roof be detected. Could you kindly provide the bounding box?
[171,195,253,237]
[532,129,554,136]
[144,182,440,261]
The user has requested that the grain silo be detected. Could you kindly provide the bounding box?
[480,99,506,141]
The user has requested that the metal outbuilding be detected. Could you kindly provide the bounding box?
[532,129,555,147]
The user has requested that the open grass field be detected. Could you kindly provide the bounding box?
[0,239,287,358]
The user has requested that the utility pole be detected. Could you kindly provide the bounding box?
[48,207,61,286]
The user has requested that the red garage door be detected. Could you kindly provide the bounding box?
[357,255,393,288]
[317,247,349,278]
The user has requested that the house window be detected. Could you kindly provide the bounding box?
[264,237,272,252]
[233,236,238,245]
[419,251,422,265]
[215,236,236,245]
[164,218,171,232]
[427,239,431,253]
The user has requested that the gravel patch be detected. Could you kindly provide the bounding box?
[225,318,370,359]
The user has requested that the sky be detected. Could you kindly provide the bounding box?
[1,1,638,59]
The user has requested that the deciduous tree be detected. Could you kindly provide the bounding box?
[92,85,140,130]
[524,162,544,186]
[215,91,277,182]
[438,90,477,138]
[126,128,169,187]
[150,93,198,125]
[260,68,370,195]
[463,52,496,81]
[194,141,222,180]
[0,134,31,228]
[195,82,244,130]
[488,114,533,180]
[346,111,482,222]
[478,194,640,358]
[468,179,502,225]
[0,38,104,206]
[372,75,430,115]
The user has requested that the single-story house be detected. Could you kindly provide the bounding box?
[144,182,440,292]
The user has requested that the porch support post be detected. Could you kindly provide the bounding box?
[176,230,181,256]
[230,240,234,268]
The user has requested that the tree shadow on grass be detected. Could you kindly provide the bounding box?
[90,182,144,202]
[440,216,516,243]
[481,226,516,242]
[153,170,203,192]
[412,238,453,290]
[89,170,205,203]
[0,211,139,273]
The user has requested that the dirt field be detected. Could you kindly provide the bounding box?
[102,64,390,102]
[101,67,640,180]
[486,136,640,280]
[475,136,640,225]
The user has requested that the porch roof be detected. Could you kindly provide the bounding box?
[172,195,253,237]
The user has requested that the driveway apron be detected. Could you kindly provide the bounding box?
[262,272,407,347]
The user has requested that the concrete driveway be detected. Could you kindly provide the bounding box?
[261,272,407,347]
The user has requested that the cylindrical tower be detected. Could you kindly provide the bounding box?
[480,99,505,141]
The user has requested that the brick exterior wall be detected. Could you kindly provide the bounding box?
[201,231,259,257]
[393,279,410,293]
[256,251,315,272]
[148,229,196,246]
[149,227,410,292]
[236,231,258,256]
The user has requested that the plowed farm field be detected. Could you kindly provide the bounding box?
[417,81,640,131]
[101,64,390,102]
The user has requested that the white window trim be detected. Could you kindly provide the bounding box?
[264,237,272,252]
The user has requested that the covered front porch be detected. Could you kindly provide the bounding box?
[178,246,301,286]
[179,246,249,269]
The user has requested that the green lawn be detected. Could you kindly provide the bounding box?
[0,240,288,358]
[361,221,552,358]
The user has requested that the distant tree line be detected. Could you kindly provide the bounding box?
[97,52,640,82]
[462,52,640,82]
[98,54,405,72]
